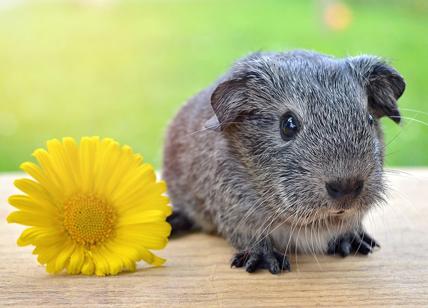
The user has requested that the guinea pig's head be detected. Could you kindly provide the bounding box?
[208,51,405,227]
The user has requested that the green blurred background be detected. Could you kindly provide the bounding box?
[0,0,427,171]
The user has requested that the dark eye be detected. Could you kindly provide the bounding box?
[368,114,374,126]
[280,112,300,141]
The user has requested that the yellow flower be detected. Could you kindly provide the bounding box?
[7,137,172,276]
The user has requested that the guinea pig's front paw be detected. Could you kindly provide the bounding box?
[231,250,290,274]
[327,231,380,257]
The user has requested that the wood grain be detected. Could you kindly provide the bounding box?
[1,170,428,307]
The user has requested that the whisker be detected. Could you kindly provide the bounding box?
[247,208,288,252]
[308,223,322,270]
[384,130,402,148]
[294,216,306,273]
[391,116,428,127]
[252,208,284,244]
[384,169,413,177]
[183,121,244,138]
[400,108,428,117]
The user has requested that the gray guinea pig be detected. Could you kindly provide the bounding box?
[162,50,405,274]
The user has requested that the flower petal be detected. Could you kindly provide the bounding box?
[81,254,95,275]
[67,246,85,274]
[138,247,166,266]
[117,209,171,226]
[118,232,169,250]
[8,195,58,215]
[35,240,67,265]
[110,163,155,203]
[14,178,55,205]
[53,240,76,273]
[17,227,43,246]
[7,211,54,227]
[96,244,125,275]
[91,248,112,276]
[79,136,99,192]
[116,221,171,250]
[33,148,64,193]
[17,227,56,246]
[20,162,63,201]
[46,139,79,194]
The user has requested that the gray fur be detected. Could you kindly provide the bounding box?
[162,50,405,273]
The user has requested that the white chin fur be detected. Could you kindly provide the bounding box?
[270,219,354,254]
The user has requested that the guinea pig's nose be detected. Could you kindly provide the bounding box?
[326,178,364,199]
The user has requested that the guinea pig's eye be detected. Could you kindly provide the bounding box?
[280,112,300,141]
[368,114,374,126]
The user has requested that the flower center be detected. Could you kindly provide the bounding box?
[63,194,116,247]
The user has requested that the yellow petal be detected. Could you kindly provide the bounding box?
[92,140,121,195]
[103,146,139,198]
[8,195,57,214]
[81,254,95,275]
[91,248,111,276]
[111,237,166,266]
[67,246,85,275]
[32,231,66,247]
[117,209,171,226]
[97,245,124,275]
[7,211,55,227]
[62,137,81,186]
[117,195,171,216]
[53,240,76,273]
[17,227,48,246]
[35,240,67,264]
[107,239,140,260]
[118,231,169,250]
[20,162,63,201]
[46,260,57,274]
[46,139,78,194]
[138,247,166,266]
[116,222,171,250]
[33,149,63,192]
[13,178,54,205]
[110,163,155,203]
[116,185,169,215]
[79,136,99,192]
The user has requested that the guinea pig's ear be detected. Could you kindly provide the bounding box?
[350,56,405,124]
[205,77,249,131]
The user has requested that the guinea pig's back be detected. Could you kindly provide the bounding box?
[162,86,224,231]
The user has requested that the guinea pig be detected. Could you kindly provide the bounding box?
[162,50,405,274]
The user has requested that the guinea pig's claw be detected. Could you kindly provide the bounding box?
[231,252,247,268]
[231,251,290,274]
[328,231,380,257]
[359,231,381,248]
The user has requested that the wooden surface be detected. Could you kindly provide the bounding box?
[1,170,428,307]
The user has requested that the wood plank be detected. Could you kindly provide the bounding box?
[1,169,427,307]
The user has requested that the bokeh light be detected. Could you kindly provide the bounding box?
[323,1,353,31]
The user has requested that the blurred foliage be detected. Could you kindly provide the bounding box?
[0,0,427,171]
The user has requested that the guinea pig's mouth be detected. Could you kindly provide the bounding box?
[313,208,357,227]
[286,207,354,227]
[330,209,346,216]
